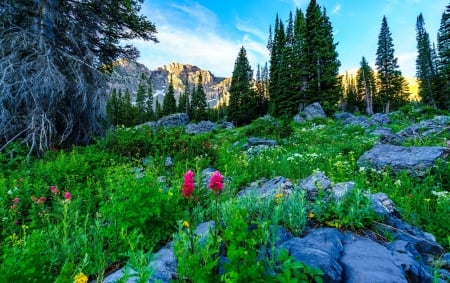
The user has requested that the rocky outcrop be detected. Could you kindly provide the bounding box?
[156,113,189,128]
[334,112,390,129]
[357,144,448,176]
[398,116,450,138]
[185,121,217,135]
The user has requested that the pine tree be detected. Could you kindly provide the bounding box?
[155,100,162,120]
[416,13,437,106]
[146,80,155,121]
[177,76,190,114]
[437,4,450,110]
[106,89,120,126]
[191,72,208,122]
[135,83,147,124]
[375,16,406,113]
[356,57,377,115]
[293,8,308,111]
[304,1,341,113]
[342,72,358,113]
[268,15,285,116]
[0,0,158,153]
[228,46,257,125]
[162,76,177,116]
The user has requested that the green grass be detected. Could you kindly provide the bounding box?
[0,106,448,282]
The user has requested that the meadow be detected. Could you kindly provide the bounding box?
[0,105,448,282]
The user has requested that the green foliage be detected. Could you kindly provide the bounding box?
[191,72,208,122]
[244,116,293,139]
[275,249,324,283]
[228,46,259,125]
[162,77,177,116]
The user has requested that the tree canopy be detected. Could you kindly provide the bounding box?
[0,0,158,155]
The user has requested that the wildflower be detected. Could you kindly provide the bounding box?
[394,179,401,187]
[182,170,195,198]
[308,212,316,219]
[74,272,88,283]
[208,170,224,193]
[37,196,47,205]
[50,185,60,195]
[64,191,72,200]
[275,192,283,204]
[31,196,38,202]
[13,197,20,204]
[182,220,190,228]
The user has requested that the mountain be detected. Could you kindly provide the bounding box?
[108,60,230,107]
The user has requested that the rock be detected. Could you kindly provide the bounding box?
[357,144,448,177]
[371,113,390,126]
[247,137,278,148]
[185,121,217,134]
[302,102,327,120]
[164,156,173,168]
[217,121,234,129]
[293,114,305,124]
[148,243,177,282]
[382,216,445,264]
[371,192,399,217]
[237,176,295,199]
[334,112,355,123]
[370,128,405,145]
[299,170,332,200]
[279,228,344,283]
[157,113,189,128]
[398,115,450,138]
[340,235,432,283]
[332,181,355,200]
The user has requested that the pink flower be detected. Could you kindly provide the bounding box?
[208,171,224,193]
[64,191,72,200]
[50,185,60,195]
[182,170,195,198]
[13,197,20,204]
[37,196,47,205]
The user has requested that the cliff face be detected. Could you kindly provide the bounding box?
[108,60,230,107]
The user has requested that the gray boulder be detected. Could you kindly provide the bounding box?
[237,176,295,199]
[293,114,305,124]
[357,144,448,177]
[302,102,327,120]
[340,235,432,283]
[299,170,332,199]
[247,137,278,148]
[399,115,450,138]
[279,228,344,283]
[185,120,217,134]
[370,128,405,145]
[157,113,189,128]
[371,113,391,126]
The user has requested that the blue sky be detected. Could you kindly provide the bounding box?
[132,0,449,78]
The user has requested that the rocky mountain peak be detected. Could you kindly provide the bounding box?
[108,60,229,107]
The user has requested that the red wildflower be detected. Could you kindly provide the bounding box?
[208,171,224,193]
[64,191,72,200]
[50,185,60,195]
[13,197,20,204]
[182,170,195,198]
[37,196,47,205]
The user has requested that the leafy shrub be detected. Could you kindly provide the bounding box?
[244,116,293,139]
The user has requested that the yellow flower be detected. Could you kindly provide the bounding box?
[74,272,88,283]
[308,212,316,219]
[275,193,283,203]
[182,220,190,228]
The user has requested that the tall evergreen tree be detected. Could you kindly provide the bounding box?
[342,72,358,113]
[375,16,406,113]
[268,15,285,116]
[106,89,120,126]
[437,3,450,110]
[191,72,208,121]
[162,75,177,116]
[135,82,147,124]
[177,76,190,114]
[416,13,438,106]
[228,46,257,125]
[155,100,162,120]
[146,80,155,121]
[304,1,341,113]
[0,0,158,153]
[356,57,377,115]
[293,8,308,111]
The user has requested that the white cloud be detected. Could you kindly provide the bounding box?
[236,18,267,41]
[332,4,341,15]
[131,2,269,77]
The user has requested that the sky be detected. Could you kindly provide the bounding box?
[131,0,449,78]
